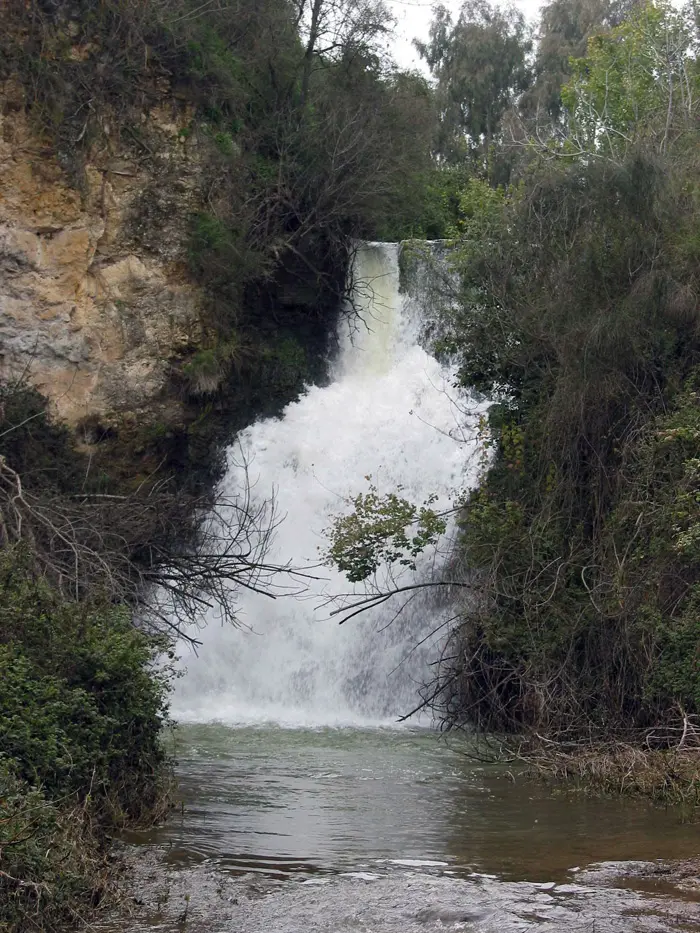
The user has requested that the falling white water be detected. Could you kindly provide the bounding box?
[173,243,484,727]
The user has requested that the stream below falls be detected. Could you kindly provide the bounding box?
[134,725,699,881]
[103,724,700,933]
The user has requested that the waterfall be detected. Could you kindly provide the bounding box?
[173,242,484,727]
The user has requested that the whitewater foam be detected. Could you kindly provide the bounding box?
[173,242,484,726]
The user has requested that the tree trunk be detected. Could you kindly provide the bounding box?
[301,0,325,106]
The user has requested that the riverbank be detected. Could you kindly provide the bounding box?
[97,844,700,933]
[523,742,700,812]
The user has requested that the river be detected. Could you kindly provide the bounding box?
[131,725,699,880]
[106,723,700,932]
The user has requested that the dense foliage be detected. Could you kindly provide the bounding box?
[1,764,105,933]
[440,155,700,735]
[0,551,170,808]
[430,1,700,749]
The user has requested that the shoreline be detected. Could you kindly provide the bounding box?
[96,844,700,933]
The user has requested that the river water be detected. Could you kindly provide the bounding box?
[139,724,699,881]
[107,243,699,932]
[111,723,700,933]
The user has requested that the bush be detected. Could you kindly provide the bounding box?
[0,548,172,824]
[0,546,173,930]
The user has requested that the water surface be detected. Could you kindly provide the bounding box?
[131,724,698,882]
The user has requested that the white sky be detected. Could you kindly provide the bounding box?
[387,0,545,69]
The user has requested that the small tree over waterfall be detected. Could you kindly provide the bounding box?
[326,482,447,583]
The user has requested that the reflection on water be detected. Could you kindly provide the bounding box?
[126,725,698,882]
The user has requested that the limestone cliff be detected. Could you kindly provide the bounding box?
[0,78,205,430]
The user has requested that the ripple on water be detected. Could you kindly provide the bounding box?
[131,724,700,883]
[96,851,700,933]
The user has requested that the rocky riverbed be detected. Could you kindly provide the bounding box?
[99,847,700,933]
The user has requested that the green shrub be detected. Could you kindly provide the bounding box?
[433,146,700,741]
[182,336,247,396]
[0,548,172,823]
[0,546,173,929]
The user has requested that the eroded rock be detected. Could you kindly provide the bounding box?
[0,82,205,428]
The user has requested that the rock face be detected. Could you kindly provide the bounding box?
[0,80,205,428]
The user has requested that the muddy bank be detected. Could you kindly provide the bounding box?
[99,847,700,933]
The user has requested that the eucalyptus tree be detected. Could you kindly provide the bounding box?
[293,0,395,103]
[415,0,532,167]
[524,0,642,121]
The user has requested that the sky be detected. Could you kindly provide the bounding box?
[386,0,545,69]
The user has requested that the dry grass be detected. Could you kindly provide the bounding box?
[522,739,700,811]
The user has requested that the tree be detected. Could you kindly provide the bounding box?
[562,0,700,158]
[326,483,446,583]
[523,0,641,121]
[415,0,532,167]
[294,0,394,104]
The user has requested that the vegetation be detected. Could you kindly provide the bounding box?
[0,386,170,931]
[327,484,446,583]
[416,0,532,169]
[0,380,298,931]
[0,379,292,930]
[523,0,639,121]
[0,543,172,931]
[0,590,171,931]
[433,0,700,742]
[1,764,109,933]
[0,552,169,811]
